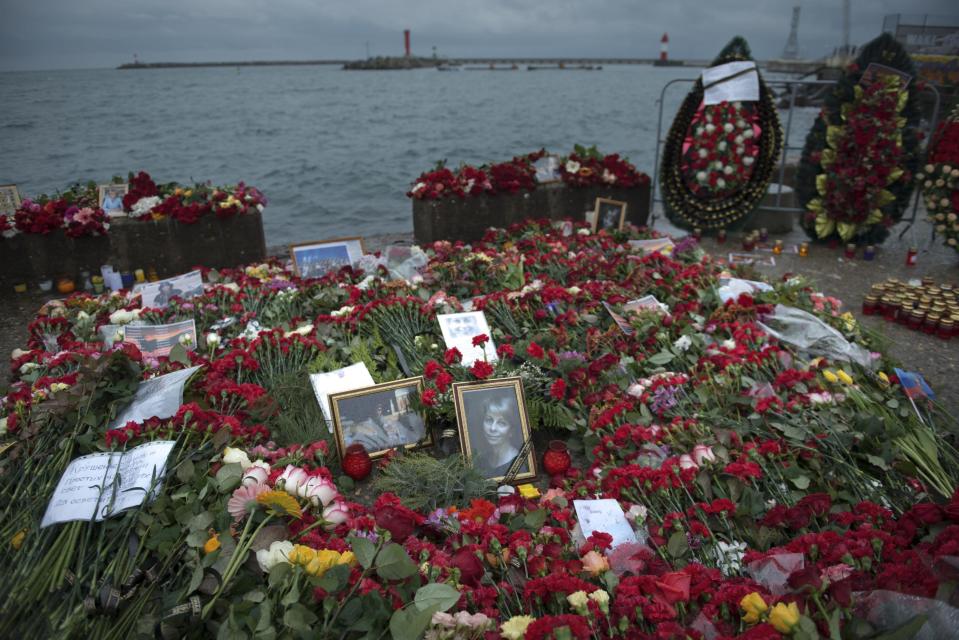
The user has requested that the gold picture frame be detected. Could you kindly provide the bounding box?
[97,183,129,217]
[592,197,627,233]
[0,184,22,216]
[329,376,431,460]
[452,376,537,484]
[289,236,365,278]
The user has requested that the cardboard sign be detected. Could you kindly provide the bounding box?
[437,311,498,367]
[136,271,205,308]
[573,498,638,549]
[109,366,202,430]
[41,441,175,528]
[123,319,196,358]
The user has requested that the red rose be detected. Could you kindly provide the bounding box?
[907,503,943,525]
[375,504,423,543]
[654,571,691,604]
[450,546,485,586]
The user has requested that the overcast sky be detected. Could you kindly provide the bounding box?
[0,0,955,71]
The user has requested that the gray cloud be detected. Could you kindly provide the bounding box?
[0,0,955,70]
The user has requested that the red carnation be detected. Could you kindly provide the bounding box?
[444,347,462,365]
[526,342,545,359]
[470,360,494,380]
[471,333,489,347]
[421,388,437,406]
[549,378,567,400]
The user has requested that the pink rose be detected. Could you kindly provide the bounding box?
[301,476,338,507]
[678,454,699,471]
[322,500,350,530]
[278,465,309,495]
[242,466,269,486]
[692,444,716,465]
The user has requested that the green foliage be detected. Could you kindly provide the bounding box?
[711,36,752,65]
[261,370,332,450]
[371,452,496,511]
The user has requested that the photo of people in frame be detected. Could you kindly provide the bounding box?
[454,378,536,482]
[290,238,364,279]
[98,184,129,217]
[592,198,627,233]
[532,155,561,183]
[331,378,429,459]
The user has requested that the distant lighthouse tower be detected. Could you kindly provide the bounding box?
[654,33,671,66]
[404,29,411,58]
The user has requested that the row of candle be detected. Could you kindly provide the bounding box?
[862,276,959,340]
[13,267,161,295]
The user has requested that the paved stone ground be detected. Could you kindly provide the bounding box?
[3,221,956,417]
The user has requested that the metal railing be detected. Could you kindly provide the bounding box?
[649,77,942,236]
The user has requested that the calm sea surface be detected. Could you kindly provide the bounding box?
[0,65,815,245]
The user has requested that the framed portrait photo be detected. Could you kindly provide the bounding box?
[452,377,537,484]
[0,184,22,216]
[533,154,562,184]
[290,237,365,279]
[592,198,627,233]
[329,376,431,460]
[98,183,129,217]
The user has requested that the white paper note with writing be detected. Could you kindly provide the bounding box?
[703,61,759,105]
[573,499,637,549]
[41,441,176,528]
[309,362,376,430]
[109,366,202,430]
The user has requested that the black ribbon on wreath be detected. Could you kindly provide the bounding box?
[660,36,783,231]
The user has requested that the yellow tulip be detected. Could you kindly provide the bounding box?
[878,371,890,386]
[822,370,838,384]
[769,602,800,633]
[836,370,853,385]
[518,484,541,499]
[740,592,768,624]
[338,551,357,566]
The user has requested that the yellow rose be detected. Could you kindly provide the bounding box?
[822,370,838,384]
[500,615,535,640]
[305,549,341,577]
[836,370,853,385]
[338,551,357,566]
[287,544,316,566]
[740,592,768,624]
[518,484,540,499]
[878,371,890,386]
[203,533,221,555]
[11,529,26,551]
[769,601,801,633]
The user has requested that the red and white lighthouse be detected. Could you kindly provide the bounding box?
[660,33,669,63]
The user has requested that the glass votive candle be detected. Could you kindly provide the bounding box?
[717,229,727,244]
[908,310,925,331]
[773,240,783,255]
[844,243,856,259]
[759,228,769,242]
[906,247,918,266]
[799,242,809,257]
[863,245,876,260]
[862,295,879,316]
[938,318,954,340]
[134,269,146,283]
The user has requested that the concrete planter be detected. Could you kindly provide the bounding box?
[412,183,650,244]
[0,211,266,288]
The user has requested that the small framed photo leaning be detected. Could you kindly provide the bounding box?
[329,376,431,460]
[532,154,562,184]
[0,184,22,216]
[98,183,129,217]
[452,376,537,484]
[290,237,365,279]
[592,197,627,233]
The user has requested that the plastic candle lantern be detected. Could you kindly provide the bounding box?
[799,242,809,257]
[341,444,373,480]
[542,440,572,475]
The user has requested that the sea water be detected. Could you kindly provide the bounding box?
[0,65,815,245]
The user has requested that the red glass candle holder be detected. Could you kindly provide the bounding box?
[542,440,572,476]
[342,443,373,481]
[906,247,918,266]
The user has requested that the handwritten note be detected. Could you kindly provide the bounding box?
[574,499,638,549]
[703,61,759,105]
[109,366,202,430]
[41,441,176,528]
